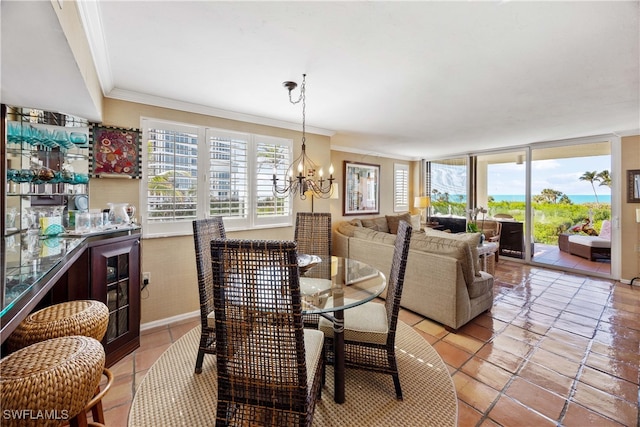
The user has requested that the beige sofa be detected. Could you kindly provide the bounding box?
[333,214,494,331]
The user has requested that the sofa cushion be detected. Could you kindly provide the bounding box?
[425,228,482,276]
[353,227,397,246]
[338,221,361,237]
[467,272,493,299]
[361,216,390,233]
[386,213,412,234]
[349,218,363,227]
[410,233,476,285]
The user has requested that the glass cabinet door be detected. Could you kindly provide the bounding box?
[91,235,140,365]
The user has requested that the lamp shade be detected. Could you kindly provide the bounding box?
[414,196,430,209]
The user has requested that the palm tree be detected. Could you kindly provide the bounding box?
[596,170,611,188]
[579,171,599,204]
[533,188,565,204]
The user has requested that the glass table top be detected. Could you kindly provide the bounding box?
[300,256,387,314]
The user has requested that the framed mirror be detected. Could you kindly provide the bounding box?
[343,161,380,215]
[628,170,640,203]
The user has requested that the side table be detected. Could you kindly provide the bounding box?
[477,242,498,275]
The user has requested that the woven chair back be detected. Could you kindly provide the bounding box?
[210,238,310,423]
[385,220,413,343]
[480,220,502,240]
[192,217,226,328]
[294,212,332,257]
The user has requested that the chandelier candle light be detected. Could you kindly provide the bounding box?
[272,74,335,199]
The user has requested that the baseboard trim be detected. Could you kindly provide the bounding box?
[141,310,199,332]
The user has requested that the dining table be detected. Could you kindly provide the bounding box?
[298,255,387,404]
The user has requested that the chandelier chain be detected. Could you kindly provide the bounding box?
[272,73,334,200]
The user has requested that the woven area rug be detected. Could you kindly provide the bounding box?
[128,321,457,426]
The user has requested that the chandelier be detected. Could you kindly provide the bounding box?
[272,74,335,199]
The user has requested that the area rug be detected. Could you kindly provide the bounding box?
[128,321,457,426]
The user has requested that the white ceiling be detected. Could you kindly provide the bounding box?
[2,1,639,159]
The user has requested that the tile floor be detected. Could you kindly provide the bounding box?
[101,259,639,426]
[532,242,611,276]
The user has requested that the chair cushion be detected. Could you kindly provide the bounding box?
[207,311,215,328]
[318,299,388,345]
[303,329,324,392]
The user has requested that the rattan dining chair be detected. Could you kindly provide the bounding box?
[480,219,502,262]
[210,238,325,427]
[295,212,332,328]
[192,217,226,374]
[319,220,412,400]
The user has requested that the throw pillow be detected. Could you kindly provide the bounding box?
[386,213,412,234]
[410,214,421,229]
[599,220,611,240]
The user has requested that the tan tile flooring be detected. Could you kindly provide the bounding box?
[101,260,639,426]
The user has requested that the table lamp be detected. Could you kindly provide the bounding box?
[414,196,431,224]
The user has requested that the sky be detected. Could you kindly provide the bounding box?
[488,155,611,197]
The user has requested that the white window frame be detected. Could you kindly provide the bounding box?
[393,163,409,212]
[140,118,293,237]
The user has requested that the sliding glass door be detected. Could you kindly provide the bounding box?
[530,142,611,275]
[425,138,615,278]
[477,150,528,259]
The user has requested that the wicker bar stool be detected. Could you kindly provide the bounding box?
[5,300,112,425]
[6,300,109,353]
[0,336,106,427]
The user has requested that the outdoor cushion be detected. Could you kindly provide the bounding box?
[599,220,611,240]
[568,235,610,248]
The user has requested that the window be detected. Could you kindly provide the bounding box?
[142,119,292,237]
[426,157,468,217]
[393,163,409,212]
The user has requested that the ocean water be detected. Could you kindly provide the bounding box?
[490,195,611,204]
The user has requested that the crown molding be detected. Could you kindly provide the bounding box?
[330,144,419,162]
[76,1,113,95]
[106,88,335,137]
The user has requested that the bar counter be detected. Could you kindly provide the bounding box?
[1,226,141,345]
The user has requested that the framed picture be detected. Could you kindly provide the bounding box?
[89,125,141,178]
[343,161,380,215]
[628,169,640,203]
